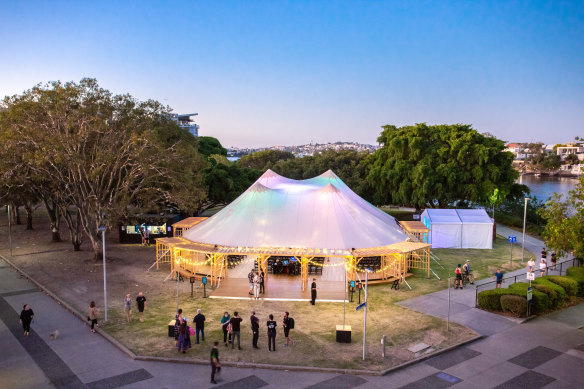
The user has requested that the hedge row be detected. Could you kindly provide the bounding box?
[566,267,584,297]
[477,271,583,316]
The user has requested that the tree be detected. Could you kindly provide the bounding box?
[564,153,579,166]
[367,123,521,209]
[237,150,295,170]
[539,176,584,259]
[198,136,227,158]
[1,79,206,259]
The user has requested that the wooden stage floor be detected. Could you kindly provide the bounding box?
[210,274,346,302]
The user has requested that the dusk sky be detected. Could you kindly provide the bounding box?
[1,1,583,147]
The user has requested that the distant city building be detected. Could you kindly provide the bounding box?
[170,113,199,137]
[227,142,379,158]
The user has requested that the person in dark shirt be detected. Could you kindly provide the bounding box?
[283,311,294,347]
[136,292,146,322]
[194,309,206,344]
[311,278,317,305]
[267,314,277,352]
[260,270,265,294]
[493,269,504,288]
[19,304,34,336]
[229,312,243,350]
[550,251,557,270]
[250,310,259,349]
[210,341,221,384]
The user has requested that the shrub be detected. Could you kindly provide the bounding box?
[533,278,567,308]
[509,282,550,314]
[566,267,584,297]
[501,295,528,317]
[477,289,506,311]
[546,276,578,296]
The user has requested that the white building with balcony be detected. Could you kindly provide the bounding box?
[170,113,199,137]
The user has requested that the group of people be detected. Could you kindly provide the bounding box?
[173,308,207,353]
[454,259,474,289]
[218,310,294,352]
[247,269,265,299]
[173,307,296,384]
[527,247,557,277]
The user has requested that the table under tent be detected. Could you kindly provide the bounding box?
[156,170,432,300]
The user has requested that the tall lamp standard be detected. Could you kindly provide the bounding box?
[99,226,108,322]
[7,205,13,256]
[522,197,530,263]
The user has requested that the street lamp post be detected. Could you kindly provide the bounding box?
[522,197,529,263]
[99,226,108,322]
[7,205,12,256]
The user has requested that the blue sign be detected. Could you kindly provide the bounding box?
[508,236,517,243]
[527,287,533,301]
[202,277,207,285]
[436,372,461,384]
[356,302,367,311]
[350,280,356,288]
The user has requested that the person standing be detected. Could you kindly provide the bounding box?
[260,270,265,294]
[124,294,132,323]
[493,269,504,288]
[541,247,547,261]
[177,321,187,353]
[527,257,535,273]
[174,309,184,346]
[229,311,243,350]
[220,312,231,346]
[19,304,34,336]
[550,250,557,270]
[248,270,255,295]
[88,301,98,333]
[463,260,474,284]
[194,309,206,344]
[253,273,261,300]
[455,264,463,289]
[136,292,146,322]
[267,314,277,352]
[210,341,221,384]
[143,228,150,246]
[283,312,294,347]
[311,278,317,305]
[250,310,259,349]
[540,258,547,277]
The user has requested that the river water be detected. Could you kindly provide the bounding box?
[518,175,579,200]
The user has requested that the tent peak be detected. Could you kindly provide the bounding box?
[317,182,341,193]
[248,182,272,193]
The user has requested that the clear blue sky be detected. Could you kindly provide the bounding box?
[1,0,583,147]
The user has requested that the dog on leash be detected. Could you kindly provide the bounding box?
[49,330,60,340]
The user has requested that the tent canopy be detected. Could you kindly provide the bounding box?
[421,208,493,249]
[183,169,408,251]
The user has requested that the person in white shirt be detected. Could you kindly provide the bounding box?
[539,258,547,277]
[527,258,535,273]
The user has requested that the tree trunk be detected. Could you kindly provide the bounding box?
[60,205,83,253]
[24,201,34,230]
[15,205,22,225]
[43,197,62,242]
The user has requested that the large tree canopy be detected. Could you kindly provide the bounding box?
[0,78,206,258]
[539,176,584,259]
[367,123,521,209]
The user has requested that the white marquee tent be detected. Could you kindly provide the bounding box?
[183,169,409,251]
[421,208,493,249]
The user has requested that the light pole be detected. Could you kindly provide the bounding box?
[99,226,108,322]
[363,268,371,361]
[7,205,12,256]
[522,197,529,263]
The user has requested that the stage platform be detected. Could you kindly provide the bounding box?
[210,274,346,302]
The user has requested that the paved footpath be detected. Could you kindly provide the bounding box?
[1,248,584,388]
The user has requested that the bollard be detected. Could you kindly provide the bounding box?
[381,334,386,358]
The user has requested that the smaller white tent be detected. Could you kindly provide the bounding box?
[421,209,493,249]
